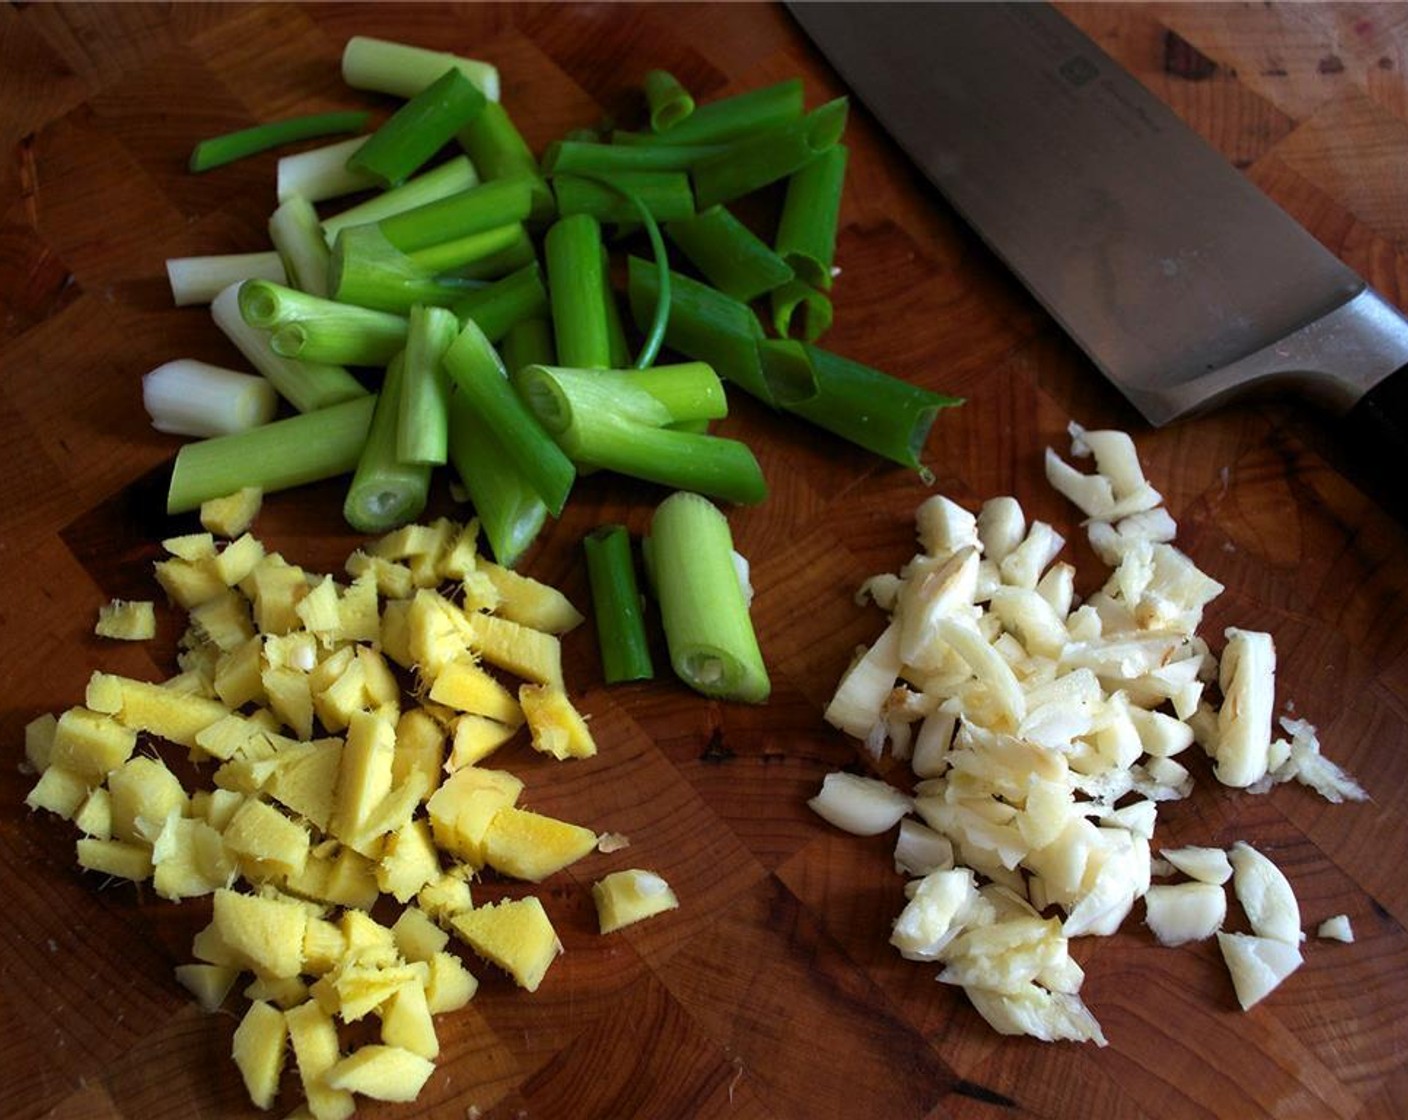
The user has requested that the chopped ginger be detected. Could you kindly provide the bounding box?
[95,599,156,641]
[200,486,263,537]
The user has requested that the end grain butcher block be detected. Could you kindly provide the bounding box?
[3,4,1407,1119]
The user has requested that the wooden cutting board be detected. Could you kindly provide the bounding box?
[4,4,1407,1118]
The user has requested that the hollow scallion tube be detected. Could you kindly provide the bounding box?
[405,223,536,280]
[321,155,480,245]
[376,176,535,254]
[626,256,775,405]
[277,136,375,203]
[397,305,459,464]
[342,35,500,101]
[516,362,726,431]
[167,252,285,307]
[167,394,376,513]
[776,144,848,290]
[188,110,370,173]
[347,67,488,189]
[644,69,695,133]
[441,319,575,516]
[542,139,728,176]
[545,214,611,369]
[644,491,769,703]
[446,392,546,568]
[614,77,804,147]
[514,365,765,504]
[331,224,478,313]
[666,205,794,302]
[344,355,431,532]
[456,100,555,221]
[770,277,833,343]
[583,524,654,683]
[500,317,555,374]
[692,97,848,210]
[553,170,695,224]
[452,262,548,342]
[269,194,331,297]
[759,339,962,478]
[210,283,366,412]
[239,279,408,367]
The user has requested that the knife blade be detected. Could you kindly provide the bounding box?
[789,1,1408,466]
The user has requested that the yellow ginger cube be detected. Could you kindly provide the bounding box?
[295,576,342,644]
[195,787,246,831]
[423,950,478,1014]
[26,765,92,819]
[461,568,501,613]
[223,796,311,880]
[188,590,256,652]
[322,846,381,910]
[380,979,438,1060]
[154,555,226,609]
[519,683,597,760]
[191,919,241,968]
[407,593,472,681]
[263,739,342,832]
[152,815,234,900]
[212,888,308,979]
[427,657,521,725]
[285,998,356,1120]
[426,766,523,866]
[340,908,399,966]
[84,673,124,715]
[465,612,563,687]
[231,998,287,1111]
[163,531,218,561]
[330,711,396,849]
[95,599,156,641]
[326,1044,436,1103]
[244,974,309,1010]
[479,561,585,633]
[416,870,474,922]
[451,896,562,992]
[214,533,266,587]
[437,518,481,580]
[481,805,599,882]
[200,486,263,538]
[391,906,449,963]
[592,869,681,933]
[446,712,518,770]
[358,647,400,707]
[175,962,240,1012]
[370,520,446,563]
[77,837,153,882]
[378,818,441,903]
[302,918,348,975]
[338,572,381,644]
[311,651,366,733]
[246,556,311,636]
[346,550,416,602]
[49,706,137,782]
[73,786,113,839]
[379,597,413,667]
[393,708,446,791]
[24,711,58,772]
[95,673,230,749]
[335,960,421,1023]
[193,712,268,762]
[261,665,315,741]
[214,636,266,710]
[108,755,188,844]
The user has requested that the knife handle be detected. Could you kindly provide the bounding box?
[1338,367,1408,523]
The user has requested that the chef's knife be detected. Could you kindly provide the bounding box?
[789,2,1408,469]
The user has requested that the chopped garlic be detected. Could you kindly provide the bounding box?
[807,771,912,836]
[1316,914,1354,943]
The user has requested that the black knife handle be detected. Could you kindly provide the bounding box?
[1338,367,1408,523]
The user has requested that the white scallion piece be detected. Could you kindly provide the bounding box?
[143,359,278,437]
[166,251,286,307]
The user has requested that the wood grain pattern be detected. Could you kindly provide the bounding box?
[3,4,1407,1118]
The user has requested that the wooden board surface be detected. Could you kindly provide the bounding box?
[4,4,1408,1118]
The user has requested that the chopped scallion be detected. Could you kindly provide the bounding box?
[346,67,488,189]
[344,355,432,532]
[188,110,370,173]
[583,524,655,683]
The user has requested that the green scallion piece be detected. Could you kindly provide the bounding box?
[441,319,576,516]
[344,355,432,532]
[239,279,408,367]
[446,392,547,569]
[397,305,459,464]
[759,339,962,479]
[545,214,611,370]
[553,170,696,224]
[644,70,696,133]
[269,193,331,298]
[405,222,537,280]
[167,394,376,514]
[613,77,804,147]
[666,204,794,302]
[692,97,848,210]
[770,277,833,343]
[542,139,729,176]
[331,224,477,314]
[776,144,848,289]
[168,251,285,307]
[456,100,556,221]
[643,491,770,703]
[342,35,500,101]
[347,67,488,189]
[452,262,549,343]
[376,176,536,254]
[188,110,370,173]
[583,524,655,683]
[322,155,480,245]
[210,283,366,412]
[516,362,726,431]
[626,255,775,405]
[499,317,555,375]
[514,363,764,505]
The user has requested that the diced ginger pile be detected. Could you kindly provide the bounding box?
[809,423,1367,1044]
[24,507,677,1116]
